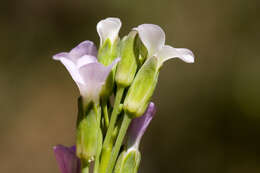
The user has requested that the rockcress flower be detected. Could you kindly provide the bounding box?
[53,145,81,173]
[96,18,122,99]
[134,24,194,67]
[124,24,195,118]
[53,40,120,107]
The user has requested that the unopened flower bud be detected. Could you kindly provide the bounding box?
[114,149,141,173]
[97,18,122,99]
[123,56,159,118]
[76,106,100,162]
[115,31,139,87]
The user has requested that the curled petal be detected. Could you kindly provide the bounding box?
[69,40,98,61]
[156,45,195,66]
[58,57,85,85]
[127,102,156,148]
[53,52,69,60]
[53,41,99,94]
[97,17,122,46]
[134,24,165,58]
[53,145,81,173]
[77,55,98,69]
[78,58,120,102]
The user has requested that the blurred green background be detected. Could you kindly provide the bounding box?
[1,0,260,172]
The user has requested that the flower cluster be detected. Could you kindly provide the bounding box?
[53,17,194,173]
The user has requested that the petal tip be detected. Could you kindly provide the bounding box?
[53,52,68,60]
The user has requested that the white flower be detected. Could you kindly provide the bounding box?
[97,17,122,46]
[53,40,120,105]
[134,24,195,67]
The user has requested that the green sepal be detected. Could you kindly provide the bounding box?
[76,104,101,162]
[124,56,159,118]
[134,34,148,66]
[98,38,120,99]
[114,149,141,173]
[115,31,139,87]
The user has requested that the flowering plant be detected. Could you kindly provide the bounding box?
[52,17,194,173]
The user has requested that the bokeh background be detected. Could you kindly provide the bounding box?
[1,0,260,172]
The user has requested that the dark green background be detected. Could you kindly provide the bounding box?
[1,0,260,172]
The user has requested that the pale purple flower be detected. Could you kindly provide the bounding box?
[134,24,195,67]
[127,102,156,149]
[53,145,81,173]
[53,40,120,105]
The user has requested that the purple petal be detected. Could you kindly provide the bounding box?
[78,58,120,102]
[53,52,69,60]
[69,41,98,61]
[127,102,156,148]
[53,145,81,173]
[52,41,99,95]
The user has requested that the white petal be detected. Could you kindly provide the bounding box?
[59,57,85,85]
[156,45,195,66]
[97,17,121,46]
[134,24,165,57]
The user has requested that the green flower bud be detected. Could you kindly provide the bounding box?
[134,34,148,65]
[98,39,120,99]
[123,56,159,118]
[76,104,101,162]
[115,31,139,87]
[114,149,141,173]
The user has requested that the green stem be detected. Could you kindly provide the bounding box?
[103,86,125,148]
[106,113,132,173]
[93,104,102,173]
[94,142,101,173]
[102,101,110,129]
[99,86,125,173]
[81,159,90,173]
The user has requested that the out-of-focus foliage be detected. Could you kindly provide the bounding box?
[0,0,260,173]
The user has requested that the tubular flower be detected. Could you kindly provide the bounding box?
[134,24,195,68]
[53,145,81,173]
[53,40,120,106]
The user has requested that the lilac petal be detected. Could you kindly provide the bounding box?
[58,57,85,85]
[69,41,98,61]
[78,58,120,102]
[53,52,69,60]
[53,145,81,173]
[127,102,156,148]
[77,55,98,69]
[52,41,99,95]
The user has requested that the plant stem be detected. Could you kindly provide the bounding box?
[93,104,102,173]
[94,143,101,173]
[102,101,109,129]
[103,86,125,149]
[99,86,125,173]
[106,113,132,173]
[81,160,90,173]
